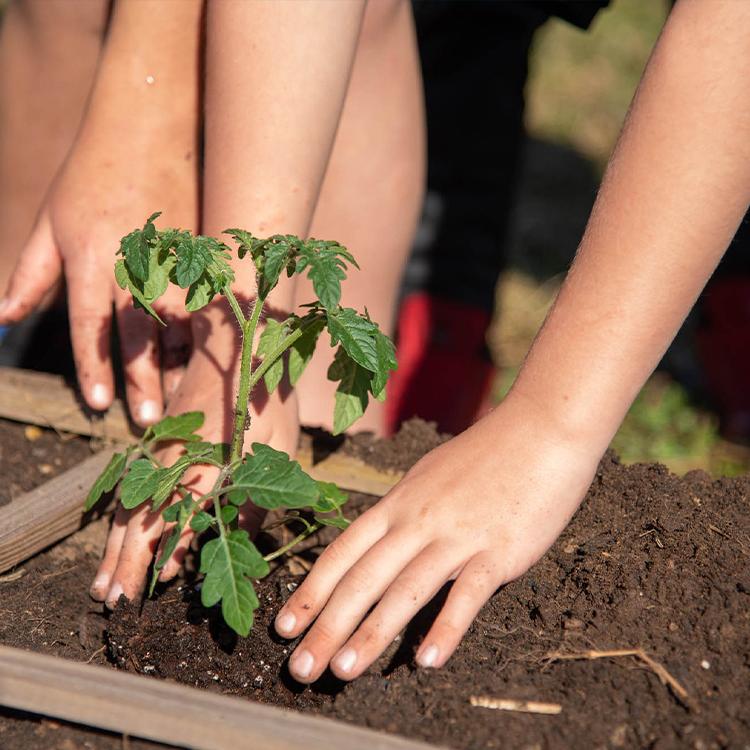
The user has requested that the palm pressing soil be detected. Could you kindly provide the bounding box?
[0,417,748,749]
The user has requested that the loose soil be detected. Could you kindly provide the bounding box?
[0,418,748,749]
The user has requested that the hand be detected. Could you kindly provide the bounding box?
[89,308,300,607]
[273,393,601,682]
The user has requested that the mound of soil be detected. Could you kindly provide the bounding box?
[1,417,748,749]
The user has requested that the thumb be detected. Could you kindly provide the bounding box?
[0,212,63,323]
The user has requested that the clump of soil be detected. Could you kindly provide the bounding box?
[344,417,450,472]
[106,437,750,750]
[0,418,90,505]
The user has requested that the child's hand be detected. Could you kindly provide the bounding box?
[274,393,601,682]
[89,307,300,607]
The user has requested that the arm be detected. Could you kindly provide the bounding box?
[275,0,750,683]
[0,0,202,421]
[92,0,368,606]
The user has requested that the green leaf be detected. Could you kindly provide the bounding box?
[199,529,270,636]
[229,443,319,510]
[297,240,358,311]
[85,451,128,511]
[220,505,239,525]
[175,236,211,288]
[120,459,161,509]
[190,511,214,533]
[120,229,151,283]
[288,317,324,386]
[114,259,129,291]
[184,441,230,464]
[147,412,204,444]
[150,455,195,510]
[142,244,176,303]
[328,347,371,435]
[114,256,166,326]
[185,274,214,312]
[224,228,260,260]
[256,319,287,393]
[326,307,380,373]
[314,514,350,530]
[312,481,348,513]
[371,330,397,399]
[151,492,197,596]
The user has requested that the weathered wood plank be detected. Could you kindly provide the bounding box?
[0,366,403,495]
[0,645,439,750]
[0,449,115,573]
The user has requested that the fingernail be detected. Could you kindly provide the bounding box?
[105,582,124,609]
[275,611,296,635]
[138,399,160,424]
[291,649,314,681]
[332,647,357,675]
[90,383,110,410]
[418,644,439,668]
[90,574,110,598]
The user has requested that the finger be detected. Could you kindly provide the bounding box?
[274,504,390,639]
[155,465,221,582]
[115,289,164,427]
[105,503,166,608]
[90,505,130,600]
[286,528,424,683]
[330,544,463,680]
[0,214,62,323]
[66,260,115,411]
[159,316,191,399]
[415,551,503,670]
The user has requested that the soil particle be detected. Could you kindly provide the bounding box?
[0,418,90,506]
[2,419,749,749]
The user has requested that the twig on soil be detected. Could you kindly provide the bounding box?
[86,645,107,664]
[469,696,562,715]
[543,648,691,706]
[0,567,26,584]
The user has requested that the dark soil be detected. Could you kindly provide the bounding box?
[1,418,748,749]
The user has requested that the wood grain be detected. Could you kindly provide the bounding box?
[0,645,439,750]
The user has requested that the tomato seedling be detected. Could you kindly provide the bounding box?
[86,213,396,636]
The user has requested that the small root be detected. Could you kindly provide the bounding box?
[543,648,692,707]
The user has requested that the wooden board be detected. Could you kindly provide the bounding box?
[0,366,403,496]
[0,645,439,750]
[0,449,116,574]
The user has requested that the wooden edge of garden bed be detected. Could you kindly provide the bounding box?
[0,366,403,496]
[0,645,440,750]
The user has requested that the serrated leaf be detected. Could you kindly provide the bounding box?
[184,441,229,464]
[128,280,167,326]
[288,317,324,386]
[121,228,151,283]
[326,307,380,373]
[199,529,270,636]
[114,259,129,291]
[256,319,287,393]
[297,240,358,311]
[190,511,214,533]
[312,481,348,513]
[228,443,319,510]
[370,330,397,399]
[175,236,211,288]
[151,492,197,596]
[150,455,195,510]
[142,244,176,302]
[224,228,260,260]
[328,347,370,435]
[162,492,197,523]
[120,459,161,509]
[85,451,128,511]
[147,412,204,443]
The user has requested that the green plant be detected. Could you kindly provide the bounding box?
[85,213,396,636]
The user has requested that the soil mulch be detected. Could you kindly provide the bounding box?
[0,417,748,749]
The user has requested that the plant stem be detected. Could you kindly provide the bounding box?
[230,295,264,465]
[263,522,321,563]
[223,287,247,330]
[247,326,305,391]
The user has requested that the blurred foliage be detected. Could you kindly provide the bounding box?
[525,0,668,171]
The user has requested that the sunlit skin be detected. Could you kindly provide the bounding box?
[89,0,424,607]
[275,0,750,682]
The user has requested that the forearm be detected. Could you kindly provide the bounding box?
[202,0,365,313]
[510,0,750,453]
[78,0,202,148]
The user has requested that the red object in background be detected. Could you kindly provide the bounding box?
[386,293,495,436]
[696,277,750,439]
